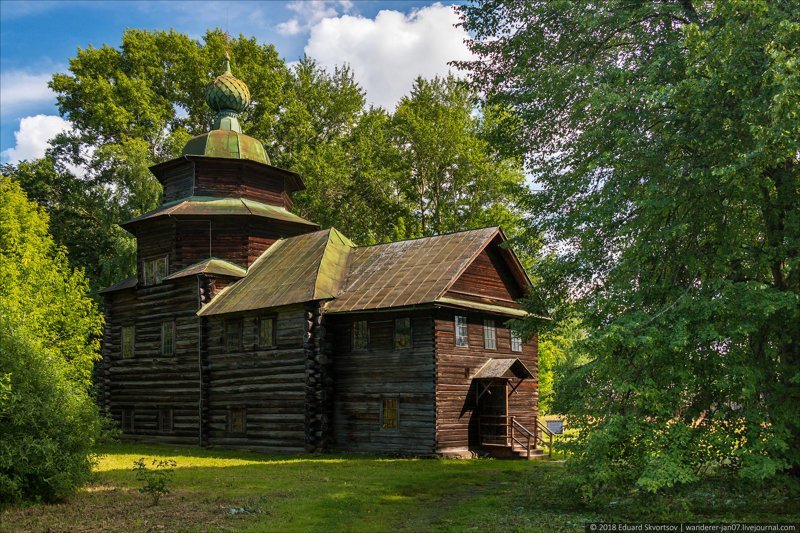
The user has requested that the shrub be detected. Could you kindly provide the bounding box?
[133,458,177,505]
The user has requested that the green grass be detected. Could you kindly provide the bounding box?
[2,443,798,532]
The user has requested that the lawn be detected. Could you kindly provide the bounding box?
[2,443,798,532]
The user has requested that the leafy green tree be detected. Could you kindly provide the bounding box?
[460,0,800,491]
[0,177,104,503]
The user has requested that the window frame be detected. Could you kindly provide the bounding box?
[161,320,176,356]
[510,329,523,353]
[158,407,173,433]
[455,315,469,347]
[258,316,277,349]
[122,407,134,432]
[352,320,369,352]
[393,317,412,350]
[381,397,399,430]
[143,255,169,286]
[228,407,246,434]
[483,318,497,350]
[121,324,135,359]
[225,319,243,352]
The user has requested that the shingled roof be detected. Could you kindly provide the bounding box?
[197,226,532,317]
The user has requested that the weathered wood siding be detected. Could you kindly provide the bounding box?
[434,308,538,453]
[193,159,292,209]
[159,161,195,203]
[205,305,308,452]
[446,246,524,306]
[101,278,201,444]
[330,311,436,454]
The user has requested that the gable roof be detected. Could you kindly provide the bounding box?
[473,358,534,380]
[324,227,509,313]
[197,228,353,316]
[197,226,532,318]
[164,258,246,281]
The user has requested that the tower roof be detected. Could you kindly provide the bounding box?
[182,53,270,165]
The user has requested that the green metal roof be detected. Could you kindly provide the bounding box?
[121,196,318,230]
[198,228,354,316]
[182,129,269,165]
[98,276,137,294]
[164,258,246,281]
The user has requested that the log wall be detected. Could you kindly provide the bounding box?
[433,307,538,454]
[330,311,436,454]
[101,278,202,444]
[447,247,524,304]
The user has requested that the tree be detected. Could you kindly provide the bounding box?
[0,177,104,503]
[459,0,800,491]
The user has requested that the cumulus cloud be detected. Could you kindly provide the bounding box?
[1,114,71,164]
[304,3,474,109]
[277,0,353,36]
[0,70,56,116]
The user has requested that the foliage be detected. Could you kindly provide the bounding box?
[536,318,586,415]
[459,0,800,491]
[2,28,533,293]
[132,458,177,506]
[3,443,798,530]
[0,177,104,503]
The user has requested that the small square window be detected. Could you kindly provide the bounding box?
[226,319,242,352]
[353,320,369,351]
[455,315,469,347]
[122,325,135,359]
[122,407,134,432]
[511,329,523,352]
[382,398,398,429]
[259,317,276,348]
[161,321,175,356]
[394,318,411,349]
[159,408,173,433]
[143,256,169,286]
[484,319,497,350]
[228,407,246,434]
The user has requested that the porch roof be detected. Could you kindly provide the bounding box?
[473,358,534,380]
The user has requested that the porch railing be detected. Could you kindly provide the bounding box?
[478,415,554,458]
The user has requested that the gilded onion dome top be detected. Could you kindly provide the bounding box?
[182,53,270,165]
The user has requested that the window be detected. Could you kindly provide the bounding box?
[455,315,469,346]
[353,320,368,351]
[382,398,398,429]
[122,408,134,432]
[511,329,523,352]
[258,317,276,348]
[228,407,246,434]
[484,319,497,350]
[161,321,175,356]
[143,256,168,286]
[159,408,173,433]
[394,317,411,349]
[122,325,135,359]
[226,319,242,352]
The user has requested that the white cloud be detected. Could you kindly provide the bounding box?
[304,3,474,109]
[1,114,71,164]
[0,70,56,116]
[277,1,353,36]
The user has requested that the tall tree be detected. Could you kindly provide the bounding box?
[460,0,800,491]
[0,177,104,502]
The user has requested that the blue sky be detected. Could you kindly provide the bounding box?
[0,0,469,163]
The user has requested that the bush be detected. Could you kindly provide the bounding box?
[0,177,104,503]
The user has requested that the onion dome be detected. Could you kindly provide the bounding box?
[182,53,270,165]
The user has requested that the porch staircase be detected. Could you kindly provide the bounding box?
[479,416,555,460]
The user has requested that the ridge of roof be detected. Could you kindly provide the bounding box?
[164,257,246,281]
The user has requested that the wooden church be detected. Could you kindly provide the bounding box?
[97,57,550,458]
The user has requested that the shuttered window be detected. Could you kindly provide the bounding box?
[226,319,242,352]
[258,317,276,348]
[228,407,246,434]
[353,320,369,351]
[382,398,398,429]
[122,325,135,358]
[143,256,168,286]
[394,318,411,349]
[455,315,469,346]
[484,319,497,350]
[161,321,175,356]
[159,408,173,433]
[511,329,523,352]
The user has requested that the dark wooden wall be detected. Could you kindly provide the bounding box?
[433,308,538,454]
[329,311,436,454]
[100,278,202,444]
[160,162,195,203]
[205,305,309,452]
[447,246,524,305]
